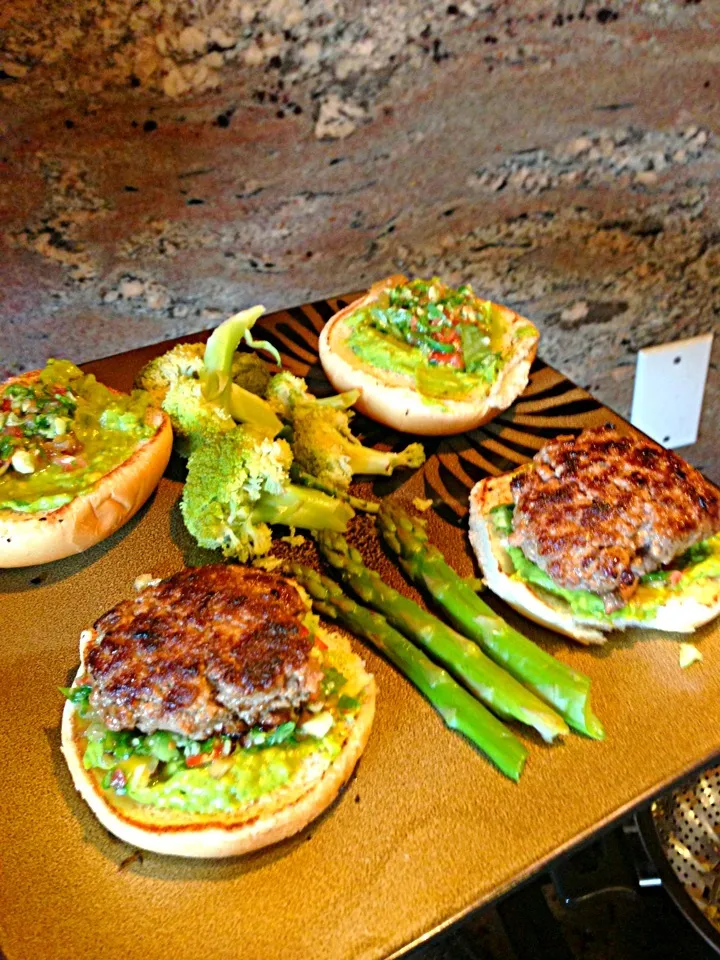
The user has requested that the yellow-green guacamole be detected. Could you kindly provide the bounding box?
[346,278,534,401]
[0,359,153,513]
[491,504,720,624]
[66,642,369,816]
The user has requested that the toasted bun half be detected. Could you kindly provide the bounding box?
[469,472,720,644]
[0,372,172,568]
[61,628,375,858]
[319,275,539,436]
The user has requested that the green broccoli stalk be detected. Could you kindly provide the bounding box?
[290,464,380,514]
[201,307,283,438]
[135,337,275,452]
[204,306,280,372]
[180,427,354,561]
[266,371,425,492]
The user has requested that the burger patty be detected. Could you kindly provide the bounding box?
[509,425,720,612]
[85,565,321,739]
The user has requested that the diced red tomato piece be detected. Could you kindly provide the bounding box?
[430,350,464,368]
[434,328,461,345]
[109,768,127,790]
[186,740,223,767]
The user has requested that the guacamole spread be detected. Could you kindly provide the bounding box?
[491,503,720,624]
[0,359,153,513]
[346,278,534,402]
[65,643,369,817]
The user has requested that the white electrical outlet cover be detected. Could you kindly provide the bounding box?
[631,333,713,448]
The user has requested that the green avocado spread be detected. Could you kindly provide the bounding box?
[490,503,720,624]
[0,359,153,513]
[66,641,369,817]
[346,278,534,403]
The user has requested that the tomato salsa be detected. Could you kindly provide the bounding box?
[0,359,153,513]
[344,278,535,402]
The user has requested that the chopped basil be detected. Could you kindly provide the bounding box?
[471,352,503,383]
[641,570,669,584]
[489,503,515,534]
[246,721,297,747]
[59,684,92,709]
[676,541,712,569]
[0,435,13,460]
[4,384,34,400]
[106,730,136,760]
[265,721,297,746]
[337,694,361,712]
[321,666,347,696]
[143,730,180,762]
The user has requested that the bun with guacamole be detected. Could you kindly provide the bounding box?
[61,564,376,858]
[0,360,172,568]
[319,275,539,436]
[468,426,720,644]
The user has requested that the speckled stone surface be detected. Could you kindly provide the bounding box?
[1,0,718,478]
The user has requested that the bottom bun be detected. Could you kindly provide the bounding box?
[468,473,720,645]
[318,276,539,436]
[61,630,376,858]
[0,405,172,568]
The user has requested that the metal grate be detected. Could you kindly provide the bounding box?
[652,764,720,929]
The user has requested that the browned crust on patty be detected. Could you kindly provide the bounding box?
[509,425,720,610]
[86,565,319,739]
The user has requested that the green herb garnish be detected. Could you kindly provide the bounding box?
[59,684,92,710]
[337,694,361,712]
[321,666,347,696]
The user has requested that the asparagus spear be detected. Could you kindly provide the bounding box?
[377,503,604,740]
[316,531,568,743]
[289,564,528,781]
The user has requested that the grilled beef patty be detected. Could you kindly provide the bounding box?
[85,565,321,739]
[509,425,720,612]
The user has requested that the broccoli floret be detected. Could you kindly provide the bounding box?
[290,403,426,492]
[180,427,354,561]
[161,379,235,455]
[266,371,309,418]
[135,342,271,408]
[135,308,282,449]
[266,370,425,490]
[202,307,282,437]
[135,343,205,407]
[267,371,359,420]
[231,353,271,397]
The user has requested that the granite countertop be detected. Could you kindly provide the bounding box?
[1,0,718,478]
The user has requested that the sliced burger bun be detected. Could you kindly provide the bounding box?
[61,628,376,858]
[0,371,172,568]
[319,275,539,436]
[468,472,720,645]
